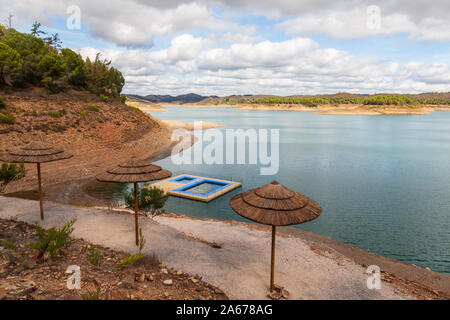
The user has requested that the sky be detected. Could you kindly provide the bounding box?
[1,0,450,96]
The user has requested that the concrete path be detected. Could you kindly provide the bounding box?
[0,196,412,300]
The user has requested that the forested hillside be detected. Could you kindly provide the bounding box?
[205,94,450,107]
[0,22,124,98]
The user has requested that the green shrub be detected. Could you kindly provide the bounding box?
[42,76,60,94]
[81,287,101,300]
[128,105,143,113]
[118,253,145,268]
[49,109,66,118]
[87,243,100,267]
[0,96,5,109]
[0,43,23,86]
[80,110,87,119]
[28,218,76,258]
[138,228,146,253]
[61,48,86,87]
[0,113,15,124]
[38,53,66,78]
[0,27,125,96]
[100,95,109,102]
[1,239,18,250]
[117,228,146,267]
[49,111,58,118]
[124,185,168,217]
[120,95,127,104]
[0,161,26,191]
[86,105,99,112]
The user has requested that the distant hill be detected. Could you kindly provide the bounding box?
[124,93,217,104]
[125,92,450,106]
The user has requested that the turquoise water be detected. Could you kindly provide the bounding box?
[111,107,450,273]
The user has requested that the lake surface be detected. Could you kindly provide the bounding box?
[99,106,450,274]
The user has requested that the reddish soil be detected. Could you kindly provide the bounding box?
[0,218,228,300]
[0,88,174,196]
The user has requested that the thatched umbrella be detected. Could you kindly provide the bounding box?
[0,141,73,221]
[96,157,172,246]
[230,180,322,293]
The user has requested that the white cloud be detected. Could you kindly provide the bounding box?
[5,0,450,44]
[3,0,450,95]
[198,38,318,70]
[166,34,211,61]
[277,10,417,40]
[79,35,450,95]
[3,0,235,47]
[277,8,450,41]
[221,32,259,44]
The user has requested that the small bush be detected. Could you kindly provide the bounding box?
[0,161,26,192]
[0,96,5,109]
[80,110,87,119]
[118,227,146,267]
[124,185,168,218]
[1,239,18,250]
[118,253,145,268]
[86,105,99,112]
[49,109,66,118]
[87,243,100,267]
[133,253,160,269]
[28,219,76,258]
[128,105,143,113]
[81,287,101,300]
[100,95,109,102]
[120,95,127,104]
[42,76,60,94]
[0,113,15,124]
[138,228,146,254]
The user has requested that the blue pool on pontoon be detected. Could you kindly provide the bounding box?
[169,175,199,184]
[172,178,234,198]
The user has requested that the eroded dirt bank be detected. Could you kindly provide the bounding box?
[0,88,176,199]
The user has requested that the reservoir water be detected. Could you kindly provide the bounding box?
[102,106,450,274]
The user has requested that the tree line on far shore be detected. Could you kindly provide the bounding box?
[0,22,124,99]
[247,95,450,107]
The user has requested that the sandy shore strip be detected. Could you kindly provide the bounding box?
[167,103,450,115]
[126,100,168,112]
[2,196,441,300]
[162,120,224,130]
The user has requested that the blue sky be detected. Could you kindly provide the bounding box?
[3,0,450,95]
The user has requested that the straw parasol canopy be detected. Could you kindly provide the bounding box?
[0,141,73,220]
[96,157,172,246]
[96,158,172,183]
[230,180,322,295]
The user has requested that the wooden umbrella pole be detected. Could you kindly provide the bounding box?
[270,225,276,292]
[134,182,139,246]
[37,163,44,221]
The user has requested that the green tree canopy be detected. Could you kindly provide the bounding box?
[0,23,125,98]
[38,53,66,78]
[0,42,23,86]
[61,48,86,86]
